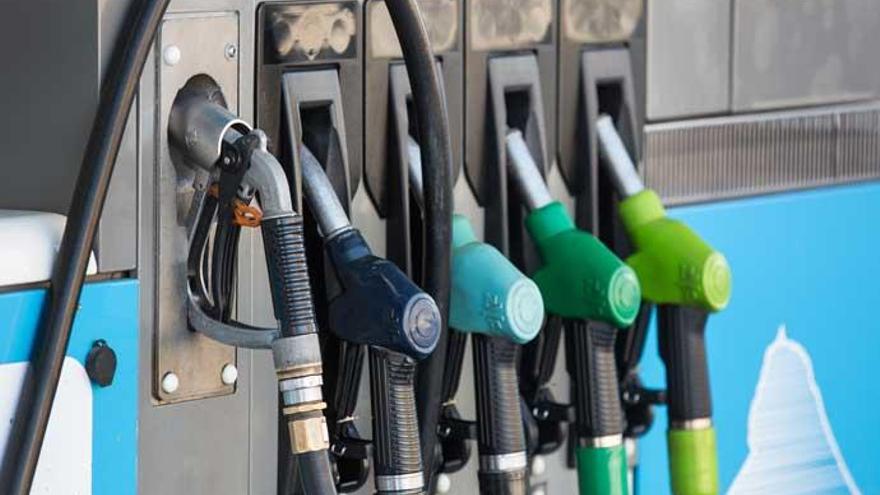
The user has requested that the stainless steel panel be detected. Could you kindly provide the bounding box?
[643,102,880,205]
[153,12,241,404]
[646,0,731,120]
[732,0,880,111]
[138,2,269,494]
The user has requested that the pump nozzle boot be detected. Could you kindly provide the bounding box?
[526,203,640,328]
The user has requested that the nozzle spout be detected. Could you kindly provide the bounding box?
[300,144,353,239]
[506,130,554,211]
[596,115,644,198]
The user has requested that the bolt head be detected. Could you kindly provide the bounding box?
[163,45,181,66]
[221,363,239,385]
[531,455,546,476]
[224,43,238,60]
[161,372,179,394]
[436,474,451,494]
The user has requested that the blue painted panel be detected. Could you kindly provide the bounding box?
[0,280,139,495]
[636,182,880,493]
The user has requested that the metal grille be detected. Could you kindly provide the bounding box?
[643,102,880,205]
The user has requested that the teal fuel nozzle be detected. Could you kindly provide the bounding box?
[409,137,544,344]
[598,114,732,495]
[449,215,544,343]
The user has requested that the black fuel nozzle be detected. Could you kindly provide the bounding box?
[301,144,440,494]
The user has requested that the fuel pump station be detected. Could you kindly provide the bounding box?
[3,1,880,494]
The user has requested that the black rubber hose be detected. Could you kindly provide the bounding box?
[370,348,424,494]
[383,1,453,487]
[297,450,337,495]
[0,1,170,493]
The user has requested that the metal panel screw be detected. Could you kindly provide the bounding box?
[224,43,238,60]
[161,372,179,394]
[531,455,546,476]
[162,45,181,66]
[221,363,239,385]
[436,474,451,494]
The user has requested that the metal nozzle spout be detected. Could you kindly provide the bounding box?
[596,115,644,198]
[505,129,554,211]
[300,144,353,239]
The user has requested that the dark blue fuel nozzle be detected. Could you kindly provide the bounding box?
[301,145,441,360]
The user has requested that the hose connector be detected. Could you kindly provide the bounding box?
[273,334,330,455]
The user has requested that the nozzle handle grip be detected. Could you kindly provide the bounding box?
[567,320,625,439]
[575,444,629,495]
[474,336,529,455]
[657,305,712,423]
[369,348,424,493]
[668,427,719,495]
[261,215,317,338]
[473,336,529,492]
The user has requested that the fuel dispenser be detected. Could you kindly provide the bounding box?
[506,130,641,495]
[168,92,340,493]
[597,116,732,495]
[459,2,559,492]
[553,3,650,492]
[300,145,442,495]
[410,140,545,494]
[254,4,369,489]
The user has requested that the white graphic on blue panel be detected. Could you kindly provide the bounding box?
[728,326,860,495]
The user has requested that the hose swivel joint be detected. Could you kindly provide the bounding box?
[273,334,330,454]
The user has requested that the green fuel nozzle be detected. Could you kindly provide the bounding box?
[596,116,731,312]
[506,130,642,328]
[598,115,732,495]
[507,129,639,495]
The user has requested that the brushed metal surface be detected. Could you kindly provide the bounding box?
[154,12,240,403]
[646,0,730,120]
[732,0,880,111]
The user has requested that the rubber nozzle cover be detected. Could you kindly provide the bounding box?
[618,190,731,312]
[525,202,641,328]
[449,215,544,344]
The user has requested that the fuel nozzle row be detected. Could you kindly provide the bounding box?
[597,115,732,495]
[301,144,441,494]
[169,94,337,494]
[506,129,641,495]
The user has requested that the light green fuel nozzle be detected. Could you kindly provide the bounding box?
[596,115,731,311]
